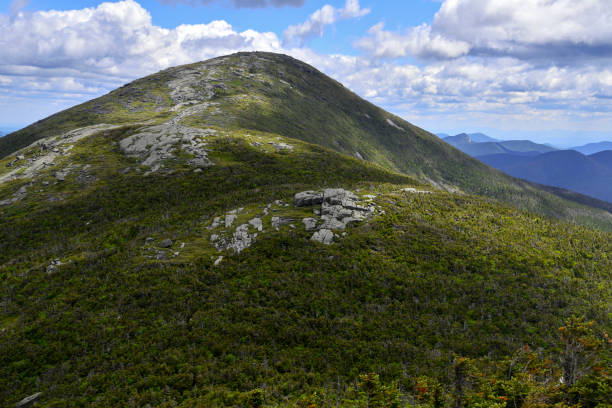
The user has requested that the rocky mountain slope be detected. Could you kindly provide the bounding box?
[2,52,611,230]
[0,52,610,407]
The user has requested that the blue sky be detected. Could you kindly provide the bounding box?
[1,0,612,146]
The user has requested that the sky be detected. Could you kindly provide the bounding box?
[1,0,612,146]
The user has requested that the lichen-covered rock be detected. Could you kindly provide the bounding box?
[208,216,223,230]
[228,224,253,253]
[311,229,334,245]
[159,239,173,248]
[294,191,323,207]
[225,214,237,228]
[14,392,42,407]
[322,188,358,205]
[302,217,318,231]
[249,217,263,231]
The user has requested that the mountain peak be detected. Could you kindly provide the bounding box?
[1,52,611,229]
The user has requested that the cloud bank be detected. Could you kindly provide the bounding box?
[357,0,612,64]
[158,0,305,8]
[0,0,611,142]
[0,0,282,96]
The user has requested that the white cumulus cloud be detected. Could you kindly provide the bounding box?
[0,0,282,98]
[354,22,470,59]
[357,0,612,63]
[158,0,305,7]
[283,0,370,45]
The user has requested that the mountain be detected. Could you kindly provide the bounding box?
[1,52,611,406]
[443,133,557,157]
[570,141,612,155]
[436,132,498,142]
[590,149,612,170]
[466,132,499,142]
[479,150,612,202]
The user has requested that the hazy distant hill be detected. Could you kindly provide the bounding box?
[466,132,499,142]
[570,141,612,155]
[590,149,612,170]
[443,133,557,157]
[437,132,498,142]
[480,150,612,202]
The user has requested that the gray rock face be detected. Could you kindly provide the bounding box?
[207,188,379,253]
[228,224,253,253]
[249,217,263,231]
[225,214,237,228]
[1,124,119,185]
[302,217,318,231]
[268,141,294,152]
[208,216,223,230]
[46,259,62,274]
[14,392,42,407]
[55,169,70,181]
[401,187,431,194]
[323,188,359,205]
[294,191,323,207]
[0,184,29,206]
[46,265,58,274]
[119,120,214,173]
[294,188,379,244]
[311,229,334,245]
[159,239,173,248]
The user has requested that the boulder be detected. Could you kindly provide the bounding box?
[249,217,263,231]
[320,217,346,231]
[294,191,323,207]
[208,216,223,230]
[229,224,252,253]
[302,217,318,231]
[15,392,42,407]
[159,239,173,248]
[323,188,358,205]
[46,264,59,274]
[311,229,334,245]
[225,214,237,228]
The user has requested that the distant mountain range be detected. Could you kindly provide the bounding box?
[479,150,612,202]
[440,132,612,203]
[436,132,498,143]
[442,133,557,157]
[570,141,612,155]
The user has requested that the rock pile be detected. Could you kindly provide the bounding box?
[206,189,378,263]
[294,188,378,245]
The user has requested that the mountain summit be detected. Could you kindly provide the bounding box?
[1,52,611,228]
[1,52,611,406]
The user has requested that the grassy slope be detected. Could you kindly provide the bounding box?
[0,125,610,406]
[1,52,611,231]
[0,52,610,406]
